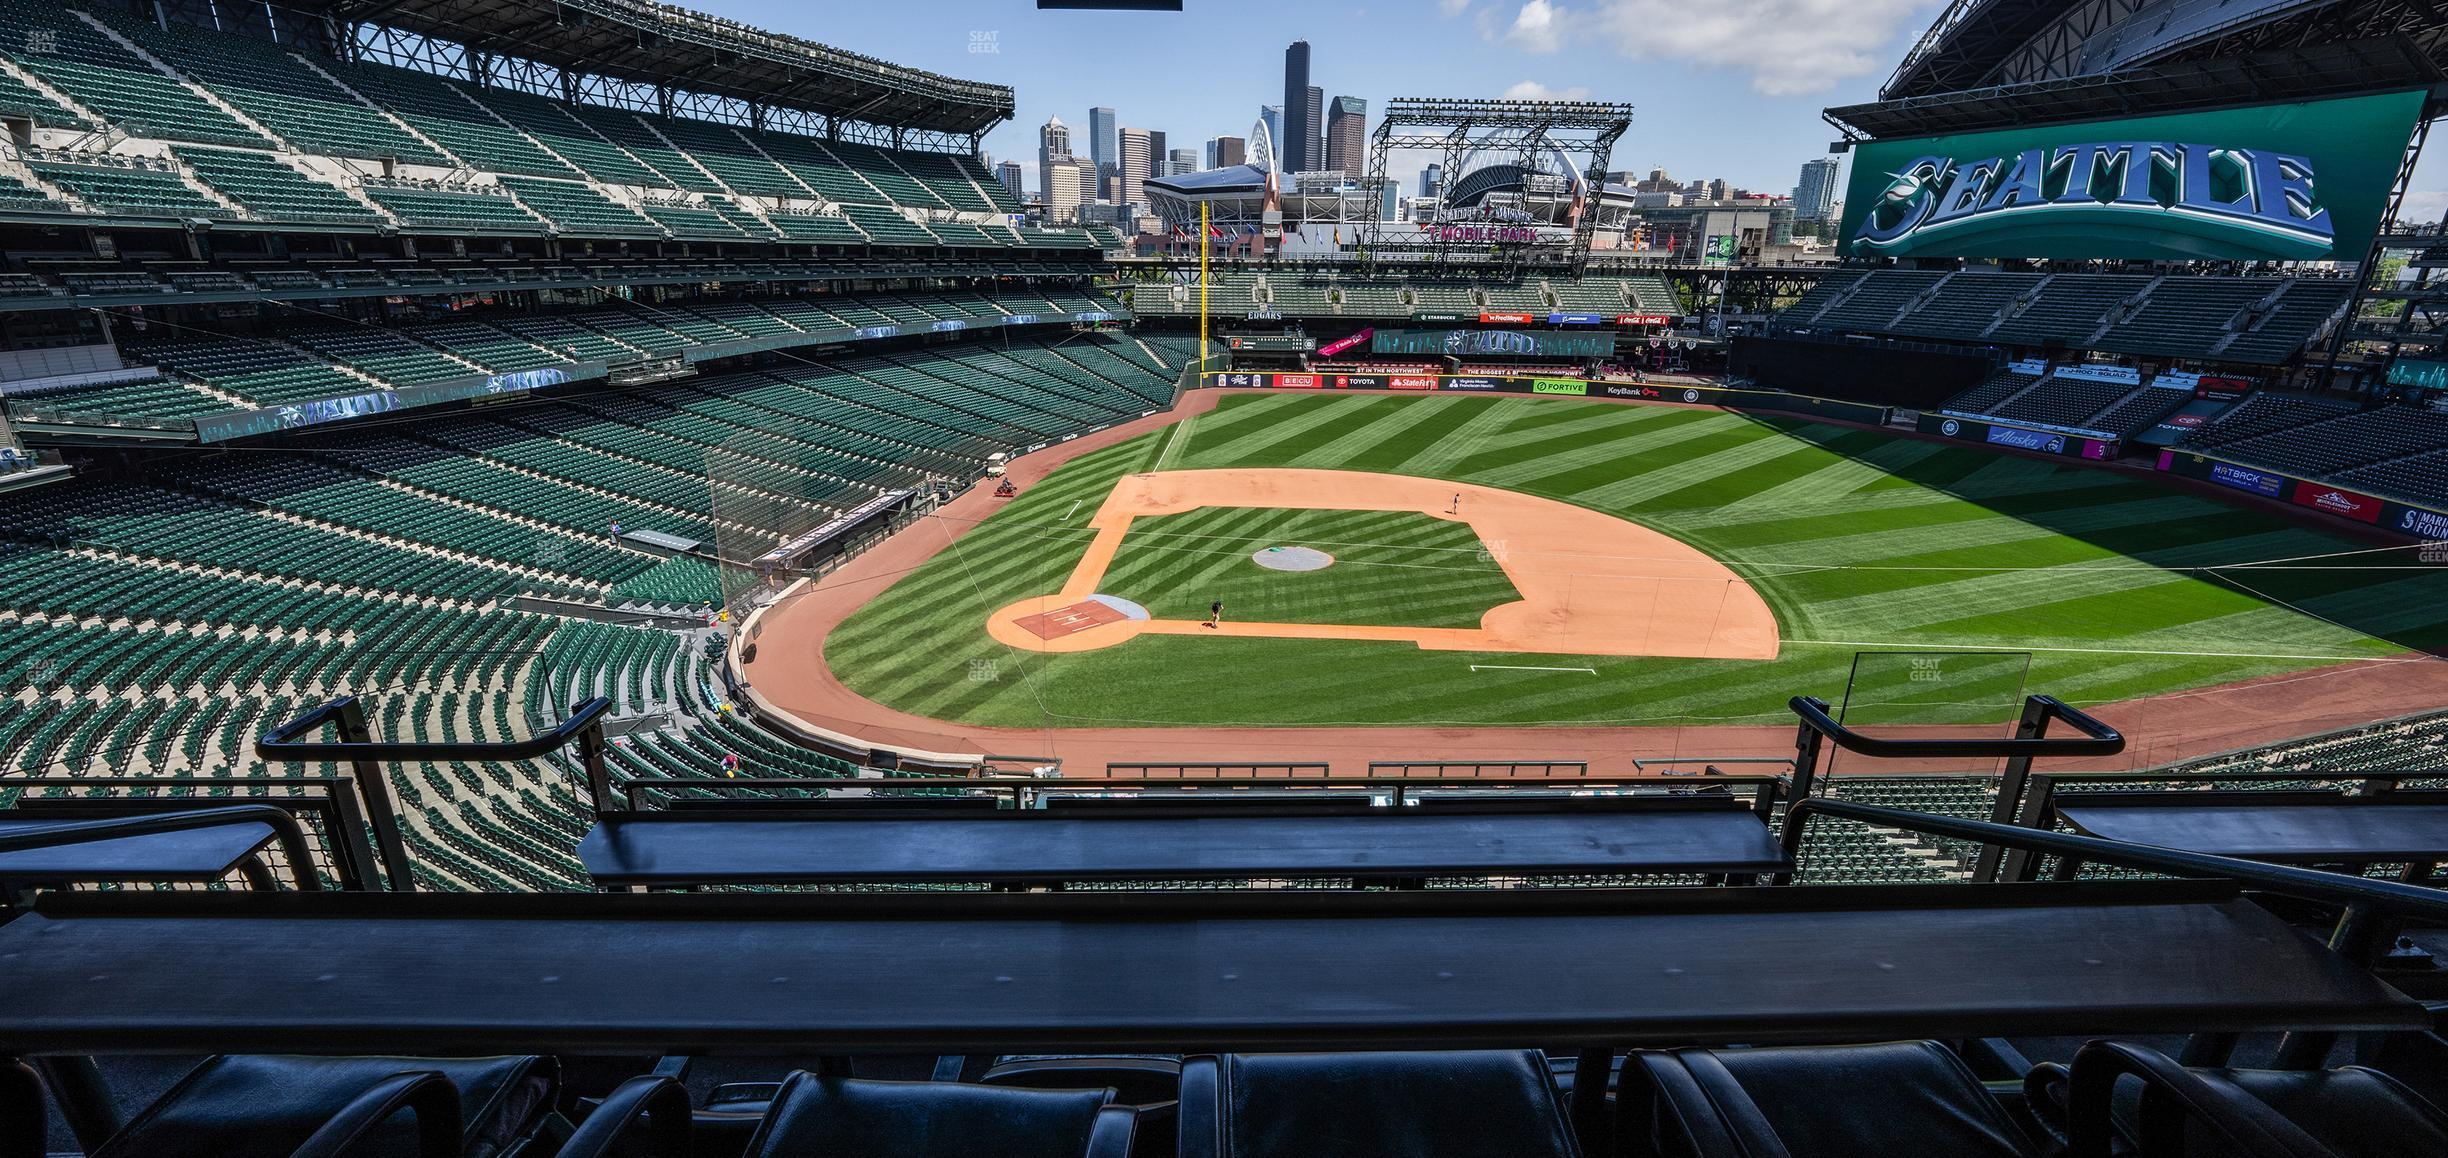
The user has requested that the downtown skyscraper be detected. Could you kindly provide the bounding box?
[1326,95,1366,180]
[1282,41,1311,172]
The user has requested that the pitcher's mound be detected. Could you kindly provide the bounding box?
[1253,545,1334,572]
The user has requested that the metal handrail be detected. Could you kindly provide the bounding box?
[0,805,323,891]
[257,696,617,885]
[1788,694,2125,759]
[1778,797,2448,924]
[259,695,612,762]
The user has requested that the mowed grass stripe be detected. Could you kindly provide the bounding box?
[1300,394,1479,467]
[1361,394,1522,475]
[1489,411,1754,491]
[826,393,2448,727]
[1178,393,1390,464]
[1700,432,1947,519]
[1436,402,1684,474]
[1456,407,1723,484]
[1584,434,1833,513]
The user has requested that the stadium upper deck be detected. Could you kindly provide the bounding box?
[0,1,1076,248]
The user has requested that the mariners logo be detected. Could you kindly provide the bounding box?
[1852,142,2336,260]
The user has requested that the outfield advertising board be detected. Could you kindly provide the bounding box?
[2159,452,2448,537]
[2396,506,2448,540]
[1918,412,2117,460]
[2208,462,2287,498]
[1203,371,1891,424]
[2291,483,2385,524]
[1837,90,2425,261]
[1985,426,2067,454]
[1372,328,1618,358]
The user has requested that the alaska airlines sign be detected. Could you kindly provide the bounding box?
[1837,91,2423,262]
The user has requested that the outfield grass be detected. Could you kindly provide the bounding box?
[825,392,2448,728]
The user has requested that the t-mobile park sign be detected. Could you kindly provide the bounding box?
[1430,205,1542,245]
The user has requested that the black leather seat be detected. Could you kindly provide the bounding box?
[1178,1050,1580,1158]
[1622,1041,2039,1157]
[89,1054,558,1158]
[982,1057,1182,1106]
[2052,1040,2448,1158]
[738,1071,1137,1158]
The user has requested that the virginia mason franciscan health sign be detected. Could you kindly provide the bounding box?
[1837,91,2425,261]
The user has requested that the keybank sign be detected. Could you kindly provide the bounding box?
[1839,91,2423,262]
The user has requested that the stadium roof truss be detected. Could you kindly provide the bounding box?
[1358,98,1634,277]
[1883,0,2448,101]
[1830,36,2448,141]
[303,0,1014,140]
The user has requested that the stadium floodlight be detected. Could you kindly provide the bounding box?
[1360,97,1635,276]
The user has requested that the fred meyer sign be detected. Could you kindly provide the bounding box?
[1838,90,2423,261]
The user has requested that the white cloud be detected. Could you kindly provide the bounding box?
[1505,0,1565,53]
[2399,190,2448,225]
[1503,80,1592,100]
[1497,0,1936,96]
[1439,0,1473,14]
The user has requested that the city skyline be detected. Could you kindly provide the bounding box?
[698,0,2448,217]
[698,0,1977,202]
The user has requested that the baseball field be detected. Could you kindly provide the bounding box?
[820,390,2448,731]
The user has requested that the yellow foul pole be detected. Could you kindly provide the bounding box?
[1199,199,1211,378]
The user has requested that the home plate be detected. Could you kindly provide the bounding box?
[1012,594,1151,641]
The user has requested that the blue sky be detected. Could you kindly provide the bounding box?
[698,0,2448,220]
[702,0,1954,198]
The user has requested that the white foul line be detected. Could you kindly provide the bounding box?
[1470,664,1598,674]
[1064,499,1082,521]
[1780,639,2394,663]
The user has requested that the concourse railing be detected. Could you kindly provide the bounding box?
[256,695,614,890]
[1785,693,2126,880]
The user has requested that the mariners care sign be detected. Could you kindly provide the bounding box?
[1838,91,2424,261]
